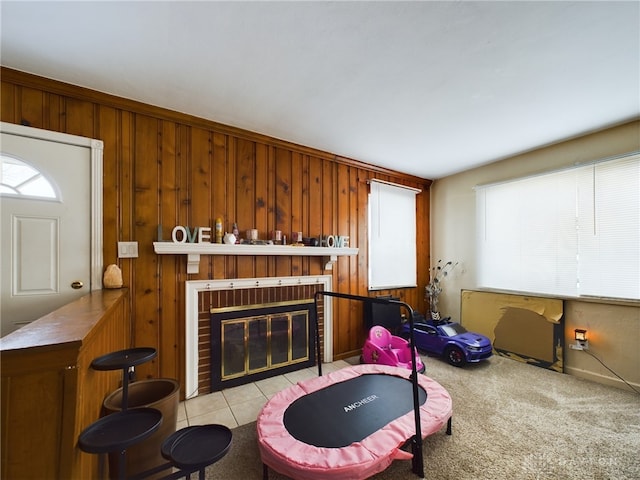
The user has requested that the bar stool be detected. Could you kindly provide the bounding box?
[78,347,160,480]
[91,347,158,410]
[78,408,163,480]
[159,425,232,479]
[127,424,232,480]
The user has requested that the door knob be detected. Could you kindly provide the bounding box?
[71,281,84,289]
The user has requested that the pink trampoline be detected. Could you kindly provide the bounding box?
[257,364,452,480]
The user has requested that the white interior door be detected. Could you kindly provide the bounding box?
[0,124,103,336]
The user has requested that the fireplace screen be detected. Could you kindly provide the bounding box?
[211,300,316,389]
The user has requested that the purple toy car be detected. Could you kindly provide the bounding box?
[401,317,493,367]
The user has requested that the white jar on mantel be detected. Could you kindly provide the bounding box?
[223,233,236,245]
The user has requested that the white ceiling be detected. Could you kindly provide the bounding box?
[1,1,639,179]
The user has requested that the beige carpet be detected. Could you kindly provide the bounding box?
[205,355,639,479]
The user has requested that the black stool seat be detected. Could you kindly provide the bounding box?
[91,347,158,371]
[161,425,232,470]
[78,408,163,454]
[91,347,158,412]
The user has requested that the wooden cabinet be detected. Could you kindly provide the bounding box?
[1,289,130,479]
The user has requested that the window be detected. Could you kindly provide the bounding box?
[0,154,58,200]
[476,153,640,300]
[368,180,420,290]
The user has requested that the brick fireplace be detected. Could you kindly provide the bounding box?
[185,275,333,399]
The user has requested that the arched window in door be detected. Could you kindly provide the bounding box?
[0,154,58,200]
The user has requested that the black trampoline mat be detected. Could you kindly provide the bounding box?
[283,373,427,448]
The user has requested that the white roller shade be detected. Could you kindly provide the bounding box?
[368,180,420,290]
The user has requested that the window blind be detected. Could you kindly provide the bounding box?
[577,156,640,299]
[476,153,639,300]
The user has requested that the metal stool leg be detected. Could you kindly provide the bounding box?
[117,450,127,480]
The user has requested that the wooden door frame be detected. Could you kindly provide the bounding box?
[1,121,104,289]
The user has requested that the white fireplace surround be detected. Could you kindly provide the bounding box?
[185,275,333,399]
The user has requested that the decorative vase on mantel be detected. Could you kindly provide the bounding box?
[428,292,442,321]
[425,260,457,321]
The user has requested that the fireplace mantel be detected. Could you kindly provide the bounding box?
[154,242,358,274]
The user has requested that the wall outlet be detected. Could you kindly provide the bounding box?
[118,241,138,258]
[570,340,589,350]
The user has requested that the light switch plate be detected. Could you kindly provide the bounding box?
[118,241,138,258]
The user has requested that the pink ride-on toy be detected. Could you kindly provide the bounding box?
[361,325,425,373]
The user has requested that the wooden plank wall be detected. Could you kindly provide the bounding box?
[1,67,432,394]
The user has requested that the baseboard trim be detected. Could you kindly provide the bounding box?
[564,365,639,393]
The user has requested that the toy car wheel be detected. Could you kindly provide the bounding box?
[445,346,466,367]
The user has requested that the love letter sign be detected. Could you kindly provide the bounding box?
[171,226,211,243]
[321,235,350,248]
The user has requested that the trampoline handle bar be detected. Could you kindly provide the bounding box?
[313,291,424,478]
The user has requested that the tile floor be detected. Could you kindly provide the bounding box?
[177,359,354,430]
